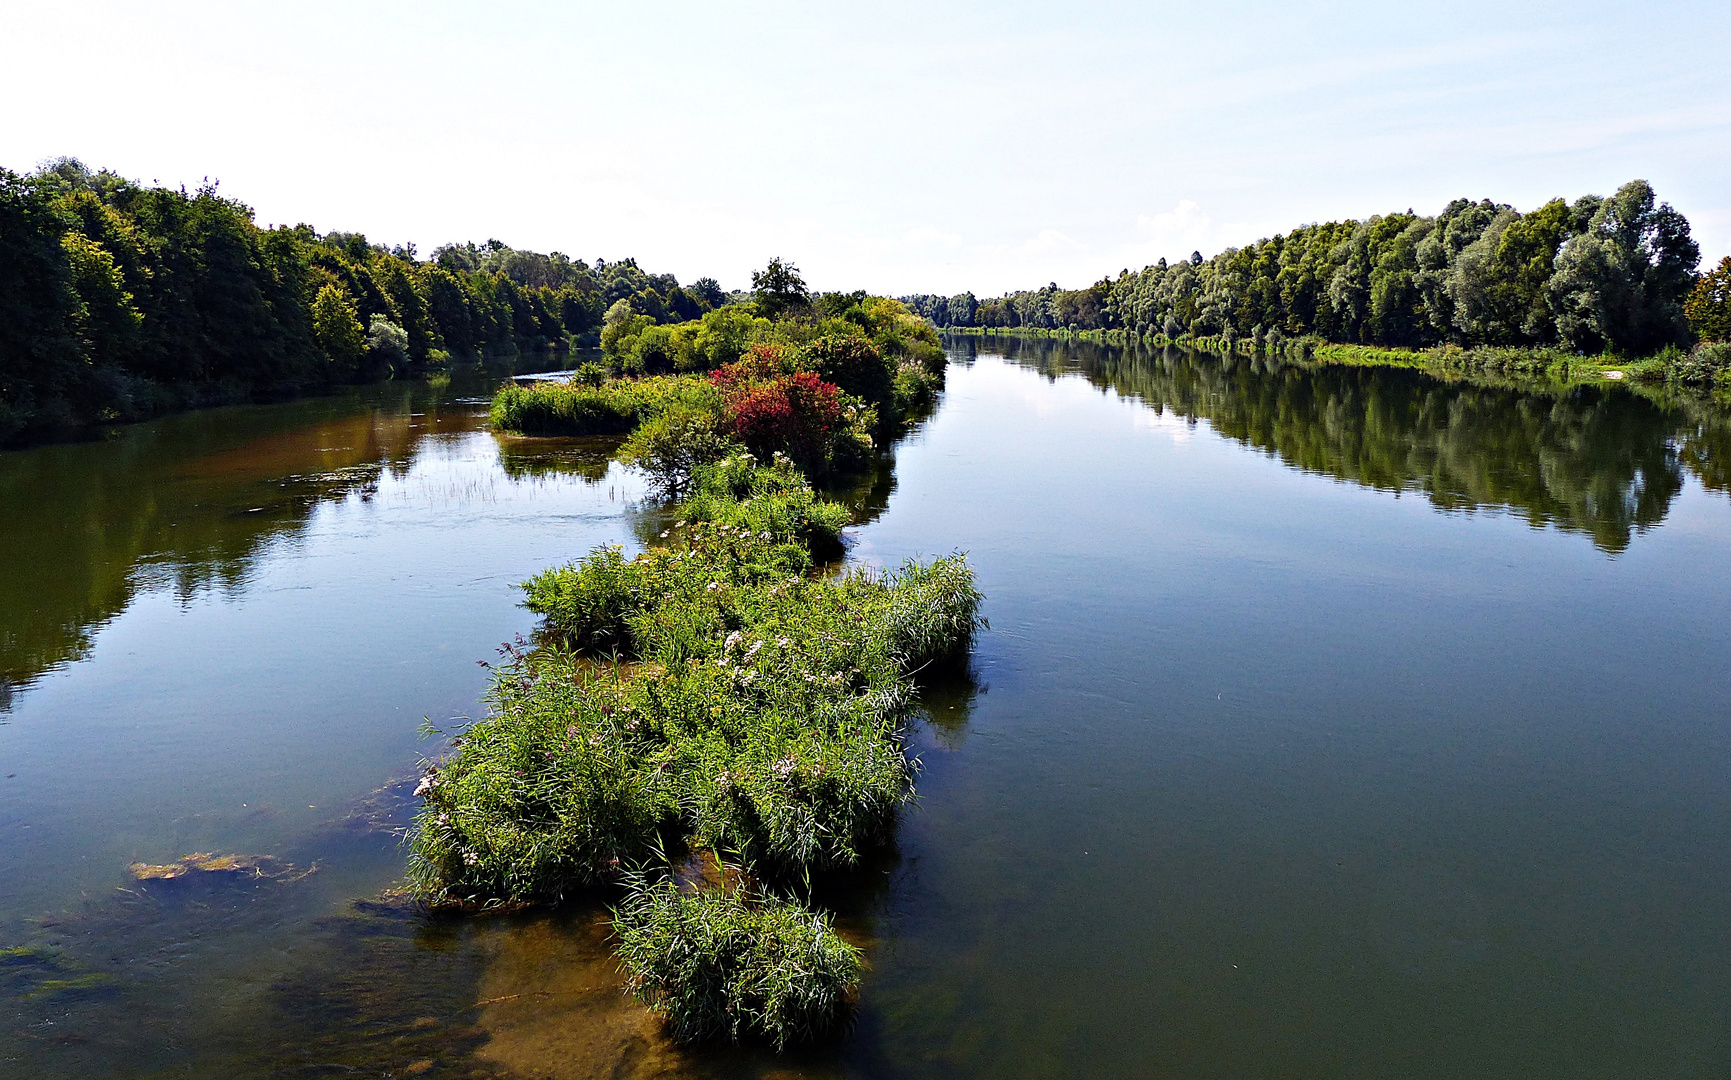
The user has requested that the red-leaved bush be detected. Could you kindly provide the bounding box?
[716,371,845,469]
[709,344,797,395]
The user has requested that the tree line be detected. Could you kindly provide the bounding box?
[905,180,1730,356]
[0,158,729,443]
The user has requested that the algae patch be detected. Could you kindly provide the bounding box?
[128,852,315,882]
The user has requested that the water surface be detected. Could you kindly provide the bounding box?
[4,343,1730,1078]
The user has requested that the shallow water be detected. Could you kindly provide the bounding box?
[4,344,1731,1077]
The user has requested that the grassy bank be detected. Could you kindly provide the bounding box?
[489,373,721,437]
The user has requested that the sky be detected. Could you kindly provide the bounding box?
[5,0,1728,296]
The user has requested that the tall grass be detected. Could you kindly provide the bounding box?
[489,375,719,436]
[613,879,861,1050]
[407,460,982,1044]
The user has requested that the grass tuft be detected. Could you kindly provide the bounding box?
[613,878,861,1049]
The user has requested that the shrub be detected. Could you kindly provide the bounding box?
[720,372,846,472]
[522,458,849,651]
[892,361,942,419]
[619,404,740,495]
[614,880,861,1048]
[679,455,850,560]
[800,333,893,409]
[367,315,408,368]
[1670,341,1731,387]
[708,344,802,393]
[520,544,647,654]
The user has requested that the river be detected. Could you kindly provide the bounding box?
[3,341,1729,1077]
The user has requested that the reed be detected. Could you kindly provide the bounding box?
[407,460,982,1044]
[613,879,861,1050]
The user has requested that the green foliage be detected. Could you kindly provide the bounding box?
[619,405,742,495]
[1686,256,1731,343]
[310,284,365,373]
[595,294,946,446]
[613,880,861,1048]
[365,314,408,372]
[800,333,893,405]
[676,455,851,561]
[488,374,720,436]
[0,159,719,443]
[522,458,850,654]
[412,463,982,902]
[603,306,773,376]
[751,257,810,320]
[1631,341,1731,387]
[914,181,1703,360]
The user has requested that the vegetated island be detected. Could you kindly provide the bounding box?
[902,180,1731,393]
[410,261,984,1048]
[0,158,736,446]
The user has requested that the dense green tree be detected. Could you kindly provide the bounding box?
[310,283,366,374]
[423,265,476,352]
[374,257,438,362]
[0,160,721,442]
[751,257,810,319]
[958,180,1702,358]
[1550,181,1699,354]
[690,277,725,308]
[1685,256,1731,342]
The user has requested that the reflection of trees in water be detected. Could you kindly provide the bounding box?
[493,433,619,484]
[0,367,598,709]
[985,336,1728,554]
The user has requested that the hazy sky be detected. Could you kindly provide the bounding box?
[6,1,1728,296]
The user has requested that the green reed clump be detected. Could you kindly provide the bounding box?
[1629,341,1731,388]
[409,454,981,1044]
[407,664,680,903]
[412,462,981,895]
[678,453,850,559]
[521,457,848,654]
[613,879,861,1050]
[490,374,718,436]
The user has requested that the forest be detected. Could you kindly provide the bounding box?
[0,159,727,444]
[904,180,1731,362]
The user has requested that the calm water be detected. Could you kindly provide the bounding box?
[3,343,1730,1077]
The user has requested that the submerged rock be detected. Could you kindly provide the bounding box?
[128,852,313,881]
